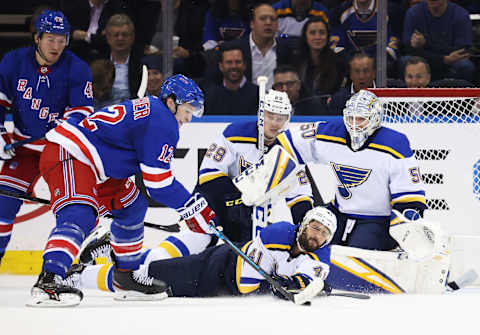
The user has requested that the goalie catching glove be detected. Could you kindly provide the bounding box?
[178,193,216,234]
[389,209,450,262]
[0,127,15,160]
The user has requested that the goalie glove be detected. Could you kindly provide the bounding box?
[389,210,450,262]
[0,126,15,160]
[178,193,216,234]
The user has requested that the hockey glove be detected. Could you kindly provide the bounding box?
[0,127,15,160]
[270,274,313,300]
[178,193,216,234]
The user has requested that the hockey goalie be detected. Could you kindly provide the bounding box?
[235,145,471,294]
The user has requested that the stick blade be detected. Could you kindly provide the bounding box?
[294,278,324,305]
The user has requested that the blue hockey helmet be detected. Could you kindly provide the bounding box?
[160,74,204,117]
[35,10,70,42]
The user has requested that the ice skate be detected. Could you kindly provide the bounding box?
[27,270,83,307]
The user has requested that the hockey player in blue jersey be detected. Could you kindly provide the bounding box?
[27,74,217,307]
[276,89,427,251]
[0,10,94,264]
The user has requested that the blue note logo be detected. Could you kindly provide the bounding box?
[238,155,253,174]
[330,162,372,199]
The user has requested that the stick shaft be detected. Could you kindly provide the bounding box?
[0,189,180,232]
[210,224,295,302]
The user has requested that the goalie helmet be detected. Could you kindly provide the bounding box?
[160,74,204,117]
[298,206,337,247]
[35,10,70,43]
[263,89,292,122]
[343,90,383,151]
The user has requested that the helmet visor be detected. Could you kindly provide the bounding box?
[182,101,204,118]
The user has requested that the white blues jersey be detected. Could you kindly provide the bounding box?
[277,119,426,218]
[198,120,313,209]
[236,221,330,294]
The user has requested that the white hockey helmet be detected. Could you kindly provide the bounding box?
[263,89,292,122]
[298,206,337,247]
[343,90,383,151]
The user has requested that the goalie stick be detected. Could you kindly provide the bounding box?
[0,188,180,232]
[252,76,269,238]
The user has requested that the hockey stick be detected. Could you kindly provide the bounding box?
[208,223,323,305]
[0,189,180,232]
[137,65,148,98]
[320,291,371,300]
[252,76,269,239]
[4,135,45,152]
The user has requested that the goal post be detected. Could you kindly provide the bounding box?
[369,88,480,236]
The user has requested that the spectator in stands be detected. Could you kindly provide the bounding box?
[402,0,475,82]
[90,58,116,109]
[283,16,346,97]
[272,0,330,37]
[172,0,210,78]
[62,0,160,62]
[205,3,288,89]
[104,14,143,101]
[201,44,259,115]
[404,56,431,88]
[327,52,375,114]
[202,0,251,51]
[62,0,109,62]
[141,54,164,96]
[333,0,399,77]
[273,65,330,115]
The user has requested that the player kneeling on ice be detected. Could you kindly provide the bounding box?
[28,75,217,307]
[59,206,337,302]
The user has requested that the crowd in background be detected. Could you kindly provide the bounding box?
[2,0,480,116]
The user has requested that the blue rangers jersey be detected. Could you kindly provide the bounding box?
[46,96,191,209]
[277,119,426,219]
[0,46,93,151]
[199,120,314,212]
[237,221,330,294]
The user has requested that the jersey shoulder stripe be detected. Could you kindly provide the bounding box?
[368,127,413,159]
[260,221,297,247]
[315,119,348,144]
[223,120,257,143]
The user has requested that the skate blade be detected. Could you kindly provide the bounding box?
[26,293,81,308]
[113,290,169,301]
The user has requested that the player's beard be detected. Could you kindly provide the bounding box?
[297,230,320,252]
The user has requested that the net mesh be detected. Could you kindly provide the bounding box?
[370,88,480,213]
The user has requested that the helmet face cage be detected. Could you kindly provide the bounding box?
[299,206,337,247]
[160,74,204,117]
[263,89,292,127]
[343,90,383,151]
[35,10,70,44]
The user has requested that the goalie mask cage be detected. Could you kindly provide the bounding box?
[369,88,480,235]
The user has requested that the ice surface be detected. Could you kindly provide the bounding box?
[0,275,478,335]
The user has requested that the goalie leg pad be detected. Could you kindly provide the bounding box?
[329,245,450,294]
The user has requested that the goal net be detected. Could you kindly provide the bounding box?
[370,88,480,235]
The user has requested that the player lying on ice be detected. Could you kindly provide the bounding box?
[66,146,456,301]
